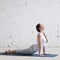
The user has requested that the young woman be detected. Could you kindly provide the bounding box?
[36,23,48,56]
[4,23,48,56]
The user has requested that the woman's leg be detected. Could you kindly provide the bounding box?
[4,44,38,54]
[16,46,35,54]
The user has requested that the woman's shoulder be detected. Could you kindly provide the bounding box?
[37,32,42,39]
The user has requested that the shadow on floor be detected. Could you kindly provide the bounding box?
[0,52,58,57]
[32,54,58,57]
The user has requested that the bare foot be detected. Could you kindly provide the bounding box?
[4,49,11,53]
[8,50,11,53]
[5,50,8,53]
[4,49,16,54]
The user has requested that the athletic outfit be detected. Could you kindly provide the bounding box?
[15,32,46,54]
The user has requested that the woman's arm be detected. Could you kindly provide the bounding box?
[43,32,48,43]
[37,34,42,55]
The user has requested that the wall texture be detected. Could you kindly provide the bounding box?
[0,0,60,50]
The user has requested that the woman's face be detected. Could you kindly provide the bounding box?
[40,24,45,31]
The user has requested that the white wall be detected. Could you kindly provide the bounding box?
[0,0,60,50]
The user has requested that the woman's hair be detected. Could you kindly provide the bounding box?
[36,23,41,32]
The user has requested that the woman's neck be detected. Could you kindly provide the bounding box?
[40,30,44,33]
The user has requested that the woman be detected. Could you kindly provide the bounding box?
[4,23,48,56]
[36,23,48,56]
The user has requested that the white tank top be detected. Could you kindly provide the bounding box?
[32,32,47,52]
[38,32,46,46]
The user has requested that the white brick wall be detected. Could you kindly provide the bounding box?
[0,0,60,49]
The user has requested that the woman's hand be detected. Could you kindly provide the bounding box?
[39,51,42,56]
[46,40,48,43]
